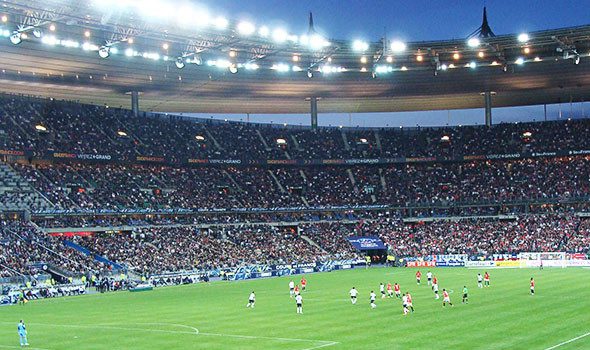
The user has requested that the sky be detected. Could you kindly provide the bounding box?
[185,0,590,127]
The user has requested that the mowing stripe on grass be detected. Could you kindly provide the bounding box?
[0,322,338,350]
[544,331,590,350]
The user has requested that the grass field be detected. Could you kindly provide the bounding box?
[1,267,589,349]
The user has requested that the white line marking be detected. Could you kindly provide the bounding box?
[0,322,338,350]
[544,331,590,350]
[0,345,50,350]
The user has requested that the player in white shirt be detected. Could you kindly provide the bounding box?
[370,291,377,309]
[433,283,440,299]
[295,294,303,314]
[349,287,358,304]
[426,271,433,286]
[379,283,386,299]
[289,280,295,297]
[246,291,255,308]
[477,273,483,288]
[401,294,409,315]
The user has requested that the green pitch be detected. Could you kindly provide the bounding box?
[1,267,589,349]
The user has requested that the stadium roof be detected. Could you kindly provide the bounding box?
[0,0,589,114]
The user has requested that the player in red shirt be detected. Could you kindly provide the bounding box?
[530,278,535,295]
[442,289,453,307]
[415,270,422,285]
[301,277,307,291]
[406,292,414,312]
[394,283,401,299]
[432,276,438,289]
[294,285,300,296]
[484,272,490,287]
[386,282,393,298]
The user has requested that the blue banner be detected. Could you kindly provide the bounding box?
[347,236,386,250]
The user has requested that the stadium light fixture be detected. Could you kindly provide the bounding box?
[292,65,302,72]
[244,63,259,70]
[375,65,393,74]
[49,24,56,31]
[534,56,542,62]
[32,28,42,38]
[391,40,406,53]
[468,61,477,69]
[213,17,228,30]
[467,37,480,48]
[518,33,529,43]
[478,51,485,58]
[9,32,21,45]
[124,48,135,56]
[162,43,169,50]
[574,54,580,65]
[522,131,532,138]
[352,40,369,52]
[292,55,299,62]
[272,28,288,43]
[127,38,134,44]
[1,15,7,23]
[276,138,287,144]
[195,135,205,141]
[271,63,290,72]
[309,34,329,50]
[175,57,185,69]
[360,56,367,64]
[237,21,255,36]
[386,56,393,63]
[258,26,270,37]
[416,55,423,62]
[515,57,525,65]
[84,30,91,38]
[441,135,450,142]
[229,64,238,74]
[34,124,47,132]
[307,69,313,78]
[523,47,531,54]
[117,130,128,137]
[400,66,408,71]
[440,63,448,71]
[98,47,110,58]
[453,52,460,60]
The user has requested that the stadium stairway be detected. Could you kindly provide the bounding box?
[0,162,54,212]
[62,240,125,271]
[300,235,327,254]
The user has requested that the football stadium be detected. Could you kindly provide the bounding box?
[0,0,590,349]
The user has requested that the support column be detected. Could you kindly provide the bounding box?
[131,91,139,118]
[310,97,318,130]
[484,91,492,127]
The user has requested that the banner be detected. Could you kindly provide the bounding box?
[436,260,465,267]
[494,260,521,268]
[347,236,386,250]
[406,261,436,267]
[465,261,496,268]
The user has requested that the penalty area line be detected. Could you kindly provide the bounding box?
[544,331,590,350]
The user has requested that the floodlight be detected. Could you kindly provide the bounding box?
[391,40,406,53]
[175,58,185,69]
[32,28,42,38]
[352,40,369,52]
[229,64,238,74]
[517,33,529,43]
[9,32,21,45]
[237,21,255,36]
[467,37,480,47]
[515,57,525,65]
[98,47,110,58]
[272,28,288,43]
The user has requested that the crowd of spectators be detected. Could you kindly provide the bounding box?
[2,95,590,161]
[9,156,590,213]
[0,220,102,278]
